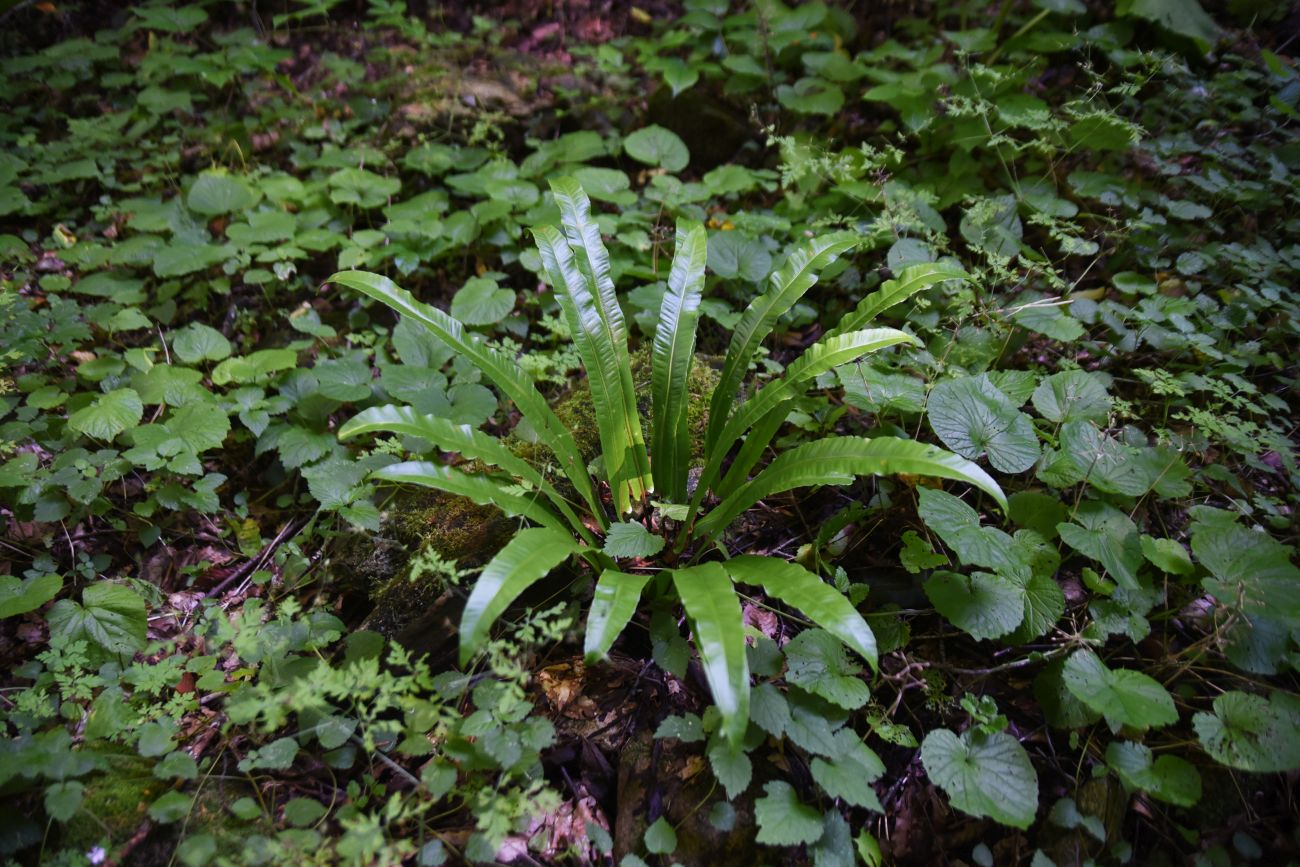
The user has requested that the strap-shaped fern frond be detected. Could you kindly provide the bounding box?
[726,554,878,671]
[328,269,602,521]
[693,436,1007,539]
[671,562,750,743]
[650,218,708,502]
[703,232,859,459]
[460,527,583,666]
[698,328,918,504]
[583,568,652,662]
[535,179,651,514]
[371,461,570,535]
[825,261,968,340]
[339,404,592,543]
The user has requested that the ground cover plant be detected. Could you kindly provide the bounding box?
[0,0,1298,865]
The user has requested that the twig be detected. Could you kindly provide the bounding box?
[203,517,305,599]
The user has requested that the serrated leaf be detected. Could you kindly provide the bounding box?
[707,736,753,799]
[47,583,147,662]
[1004,565,1066,644]
[1105,741,1201,807]
[924,571,1025,640]
[211,349,298,386]
[68,388,143,440]
[603,522,665,559]
[786,688,847,756]
[810,730,884,810]
[1192,691,1300,772]
[1062,650,1177,731]
[900,530,949,573]
[754,781,825,846]
[811,811,855,867]
[783,629,871,710]
[928,374,1040,473]
[1056,501,1144,591]
[916,487,1016,571]
[750,682,790,737]
[921,728,1038,829]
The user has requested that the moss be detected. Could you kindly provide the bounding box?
[363,489,517,639]
[59,752,254,866]
[60,753,164,853]
[330,532,410,595]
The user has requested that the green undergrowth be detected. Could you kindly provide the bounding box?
[1,0,1299,865]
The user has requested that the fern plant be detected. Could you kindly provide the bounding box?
[331,178,1006,742]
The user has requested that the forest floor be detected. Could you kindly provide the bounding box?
[1,1,1298,865]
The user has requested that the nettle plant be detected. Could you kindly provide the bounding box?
[332,178,1006,741]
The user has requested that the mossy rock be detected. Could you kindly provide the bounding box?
[59,752,165,853]
[362,489,517,641]
[59,750,255,866]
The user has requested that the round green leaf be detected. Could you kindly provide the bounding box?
[68,388,144,441]
[928,374,1040,473]
[924,571,1025,640]
[624,125,690,172]
[754,780,824,845]
[44,781,84,822]
[776,77,845,115]
[188,171,260,216]
[1104,741,1201,807]
[1031,370,1111,423]
[921,728,1038,829]
[450,277,515,326]
[1192,690,1300,773]
[644,817,677,855]
[1062,649,1177,731]
[172,323,232,364]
